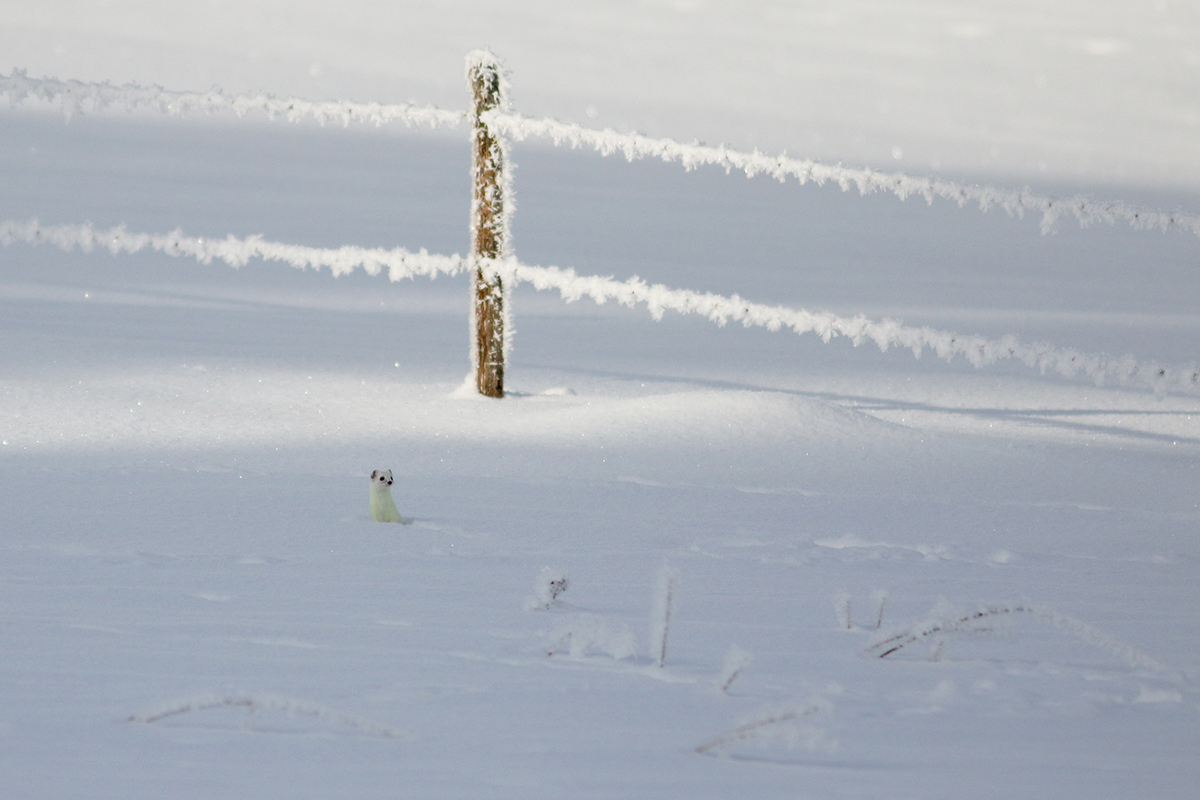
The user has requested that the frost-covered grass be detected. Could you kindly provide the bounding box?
[129,692,410,739]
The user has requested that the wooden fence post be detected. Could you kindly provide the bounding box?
[468,51,508,398]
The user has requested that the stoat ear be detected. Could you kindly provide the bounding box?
[370,470,379,480]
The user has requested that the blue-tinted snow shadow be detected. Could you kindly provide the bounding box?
[700,751,907,772]
[516,361,1200,448]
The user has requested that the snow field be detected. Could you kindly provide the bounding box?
[1,75,1199,798]
[3,449,1196,798]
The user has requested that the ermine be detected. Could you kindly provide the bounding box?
[369,469,403,523]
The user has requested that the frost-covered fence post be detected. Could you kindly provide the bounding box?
[467,50,511,398]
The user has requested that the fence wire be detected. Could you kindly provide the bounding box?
[4,218,1196,395]
[4,69,1199,239]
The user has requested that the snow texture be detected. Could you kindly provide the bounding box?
[545,614,637,661]
[524,566,569,611]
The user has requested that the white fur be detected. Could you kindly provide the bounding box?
[369,469,403,523]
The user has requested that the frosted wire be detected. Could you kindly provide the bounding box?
[0,218,467,281]
[0,69,465,129]
[491,258,1199,395]
[487,111,1200,239]
[4,70,1199,239]
[4,218,1196,394]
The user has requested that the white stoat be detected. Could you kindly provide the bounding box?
[369,469,403,523]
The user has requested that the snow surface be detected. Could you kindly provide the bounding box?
[2,3,1199,799]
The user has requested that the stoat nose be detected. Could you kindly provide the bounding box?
[387,479,393,485]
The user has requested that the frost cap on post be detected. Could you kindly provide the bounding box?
[467,49,512,398]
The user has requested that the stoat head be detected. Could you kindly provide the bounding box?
[370,469,394,488]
